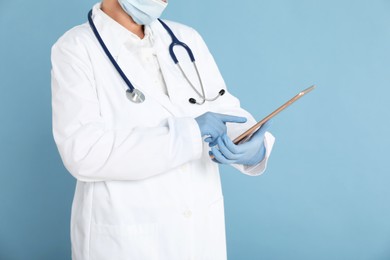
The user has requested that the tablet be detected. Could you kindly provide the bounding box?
[233,85,316,144]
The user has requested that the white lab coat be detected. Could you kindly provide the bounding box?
[51,3,275,260]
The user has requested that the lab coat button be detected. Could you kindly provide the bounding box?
[183,210,192,218]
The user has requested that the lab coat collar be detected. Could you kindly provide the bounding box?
[91,2,155,59]
[115,21,183,116]
[90,3,184,116]
[149,21,194,108]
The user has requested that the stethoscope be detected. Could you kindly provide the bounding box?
[88,10,225,104]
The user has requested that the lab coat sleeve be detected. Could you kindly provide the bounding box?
[192,29,275,176]
[51,35,203,182]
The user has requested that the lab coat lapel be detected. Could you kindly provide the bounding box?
[151,22,194,107]
[117,48,181,116]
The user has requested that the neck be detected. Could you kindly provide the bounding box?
[101,0,145,39]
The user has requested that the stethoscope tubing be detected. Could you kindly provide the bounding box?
[88,10,137,93]
[158,18,225,104]
[88,9,224,105]
[157,18,195,64]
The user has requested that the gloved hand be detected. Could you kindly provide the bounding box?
[210,120,272,166]
[195,112,247,144]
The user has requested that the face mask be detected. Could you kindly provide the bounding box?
[118,0,168,25]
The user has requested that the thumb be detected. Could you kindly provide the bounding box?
[252,120,272,139]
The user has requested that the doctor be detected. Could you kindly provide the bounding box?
[51,0,275,259]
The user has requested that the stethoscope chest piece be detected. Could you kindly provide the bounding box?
[126,89,145,103]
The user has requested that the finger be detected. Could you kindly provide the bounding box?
[211,147,235,164]
[208,139,218,147]
[214,114,247,124]
[209,151,222,164]
[208,118,227,139]
[217,136,242,160]
[202,126,224,141]
[212,158,220,163]
[210,129,225,142]
[222,134,242,154]
[204,137,213,143]
[206,136,218,147]
[252,120,273,140]
[259,120,272,133]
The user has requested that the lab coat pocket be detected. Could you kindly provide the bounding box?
[89,222,160,260]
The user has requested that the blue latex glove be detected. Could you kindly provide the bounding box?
[210,120,272,166]
[195,112,247,143]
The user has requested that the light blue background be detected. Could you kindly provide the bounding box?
[1,0,389,259]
